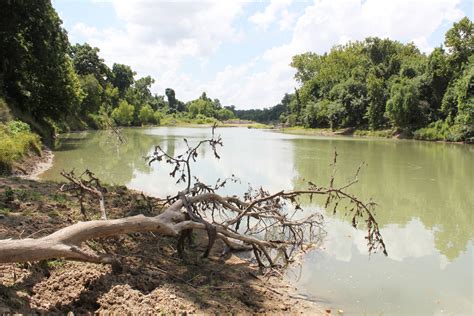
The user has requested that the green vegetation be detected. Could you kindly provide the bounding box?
[238,17,473,142]
[111,100,135,126]
[0,121,41,174]
[0,0,239,144]
[0,1,471,144]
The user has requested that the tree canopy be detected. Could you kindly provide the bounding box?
[234,18,472,142]
[0,1,471,142]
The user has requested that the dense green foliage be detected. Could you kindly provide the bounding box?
[239,18,472,141]
[0,1,83,140]
[0,120,41,174]
[0,1,471,143]
[0,0,237,143]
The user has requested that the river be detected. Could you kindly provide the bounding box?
[40,127,474,315]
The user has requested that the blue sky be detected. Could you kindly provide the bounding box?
[53,0,473,109]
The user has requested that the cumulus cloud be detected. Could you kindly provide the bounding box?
[70,0,247,100]
[111,0,244,52]
[224,0,464,108]
[72,22,99,38]
[69,0,466,109]
[248,0,295,31]
[287,0,464,55]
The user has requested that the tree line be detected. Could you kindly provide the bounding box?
[238,17,473,142]
[0,1,235,144]
[0,1,472,142]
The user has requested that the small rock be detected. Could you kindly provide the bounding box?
[169,294,176,299]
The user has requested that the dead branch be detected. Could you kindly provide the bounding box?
[0,127,387,271]
[60,169,108,220]
[104,119,126,144]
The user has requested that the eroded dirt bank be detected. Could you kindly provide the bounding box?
[0,177,325,314]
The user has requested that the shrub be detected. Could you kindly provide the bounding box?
[216,108,235,121]
[0,121,41,174]
[413,120,471,142]
[138,104,154,125]
[154,110,163,125]
[195,114,217,124]
[111,100,135,126]
[7,120,31,134]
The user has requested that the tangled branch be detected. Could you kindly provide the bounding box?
[147,127,387,267]
[60,169,108,220]
[0,127,387,270]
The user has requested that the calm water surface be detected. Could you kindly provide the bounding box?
[40,127,474,315]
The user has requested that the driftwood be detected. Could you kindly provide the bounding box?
[0,126,387,269]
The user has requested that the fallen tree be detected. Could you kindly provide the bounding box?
[0,126,387,269]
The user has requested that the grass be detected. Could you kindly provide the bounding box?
[413,120,470,142]
[353,129,393,138]
[0,120,42,174]
[15,189,43,202]
[220,122,272,129]
[160,113,219,126]
[46,259,65,269]
[279,126,395,138]
[157,114,272,129]
[279,126,341,136]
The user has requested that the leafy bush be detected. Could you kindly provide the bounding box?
[413,120,472,142]
[7,120,31,134]
[88,106,113,129]
[216,108,235,121]
[138,104,154,125]
[153,110,163,125]
[111,100,135,126]
[385,78,422,129]
[0,121,41,174]
[195,114,217,124]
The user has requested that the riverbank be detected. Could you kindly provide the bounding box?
[158,118,271,129]
[10,148,54,180]
[278,126,472,144]
[0,174,325,314]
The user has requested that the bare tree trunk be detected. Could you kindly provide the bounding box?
[0,200,185,265]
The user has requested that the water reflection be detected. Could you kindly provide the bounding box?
[40,127,474,315]
[291,137,474,261]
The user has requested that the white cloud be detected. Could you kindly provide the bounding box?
[223,0,464,108]
[111,0,245,53]
[288,0,463,54]
[279,8,298,31]
[413,37,434,53]
[72,22,99,38]
[248,0,295,31]
[69,0,466,109]
[70,0,247,99]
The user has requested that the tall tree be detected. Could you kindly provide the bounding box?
[444,17,474,72]
[69,43,109,84]
[0,0,83,140]
[165,88,177,113]
[385,78,421,129]
[110,63,135,97]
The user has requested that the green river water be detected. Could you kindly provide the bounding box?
[40,127,473,315]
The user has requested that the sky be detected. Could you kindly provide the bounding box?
[52,0,473,110]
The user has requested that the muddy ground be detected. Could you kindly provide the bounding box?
[0,177,325,314]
